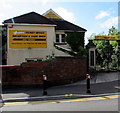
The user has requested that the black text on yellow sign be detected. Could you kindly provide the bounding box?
[95,36,118,40]
[9,30,47,49]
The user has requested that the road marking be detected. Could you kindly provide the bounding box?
[51,95,119,103]
[4,95,120,106]
[4,102,28,106]
[115,86,120,89]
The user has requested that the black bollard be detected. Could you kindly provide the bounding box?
[42,75,47,96]
[86,74,91,93]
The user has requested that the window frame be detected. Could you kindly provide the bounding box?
[55,34,66,44]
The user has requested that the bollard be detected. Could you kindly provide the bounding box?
[42,75,47,96]
[86,74,91,93]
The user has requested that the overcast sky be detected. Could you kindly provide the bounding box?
[0,0,119,44]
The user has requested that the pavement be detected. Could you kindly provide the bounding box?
[1,71,120,103]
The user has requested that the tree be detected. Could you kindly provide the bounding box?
[65,32,87,57]
[91,26,119,70]
[65,32,84,52]
[93,40,113,68]
[108,26,118,36]
[108,26,119,69]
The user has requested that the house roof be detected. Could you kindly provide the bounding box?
[3,12,55,25]
[3,10,87,32]
[53,20,87,32]
[43,9,87,32]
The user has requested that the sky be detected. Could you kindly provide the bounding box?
[0,0,119,45]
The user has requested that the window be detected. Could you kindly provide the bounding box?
[56,34,66,43]
[56,34,59,43]
[89,48,96,68]
[61,34,65,43]
[90,51,94,66]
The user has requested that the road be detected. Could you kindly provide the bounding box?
[1,94,119,111]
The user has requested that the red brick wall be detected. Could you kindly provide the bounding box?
[2,57,87,86]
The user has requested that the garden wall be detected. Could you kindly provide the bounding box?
[2,57,87,86]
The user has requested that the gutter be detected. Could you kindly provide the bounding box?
[3,23,57,27]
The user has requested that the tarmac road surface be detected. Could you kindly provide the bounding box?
[2,95,119,111]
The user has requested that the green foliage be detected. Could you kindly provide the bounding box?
[66,32,84,52]
[91,26,119,70]
[110,55,118,67]
[42,54,55,62]
[77,46,87,57]
[108,26,118,36]
[109,41,118,51]
[65,32,87,57]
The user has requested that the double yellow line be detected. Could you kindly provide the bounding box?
[3,94,120,106]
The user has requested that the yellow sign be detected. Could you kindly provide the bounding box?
[9,30,47,49]
[44,11,62,20]
[95,36,118,40]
